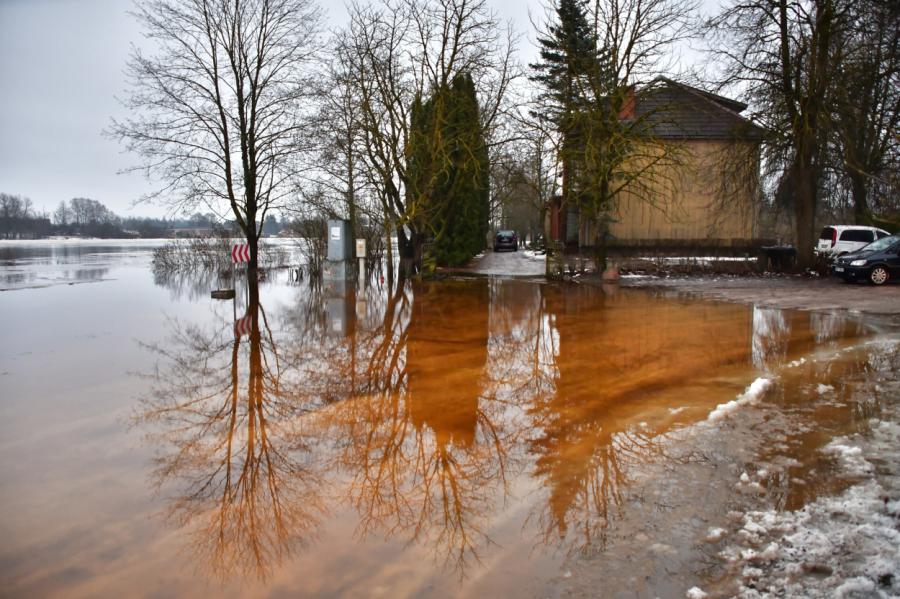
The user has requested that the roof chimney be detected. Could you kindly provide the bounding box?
[618,86,635,120]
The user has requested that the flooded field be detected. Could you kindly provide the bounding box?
[1,241,898,598]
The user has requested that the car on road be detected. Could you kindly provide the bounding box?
[816,225,891,258]
[831,234,900,285]
[493,230,518,252]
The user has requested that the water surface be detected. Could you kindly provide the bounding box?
[0,241,895,598]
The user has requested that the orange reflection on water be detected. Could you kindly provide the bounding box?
[126,274,878,596]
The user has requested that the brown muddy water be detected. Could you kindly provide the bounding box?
[0,241,897,598]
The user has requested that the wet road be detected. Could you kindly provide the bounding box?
[457,247,546,277]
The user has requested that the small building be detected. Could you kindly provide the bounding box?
[549,78,766,255]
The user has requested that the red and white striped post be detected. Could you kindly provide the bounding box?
[231,243,250,264]
[231,243,251,324]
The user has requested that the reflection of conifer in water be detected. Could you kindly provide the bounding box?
[406,280,489,449]
[338,278,511,577]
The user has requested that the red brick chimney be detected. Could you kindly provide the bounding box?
[618,86,635,120]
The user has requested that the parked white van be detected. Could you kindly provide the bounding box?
[816,225,892,258]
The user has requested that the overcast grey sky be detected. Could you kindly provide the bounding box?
[0,0,713,218]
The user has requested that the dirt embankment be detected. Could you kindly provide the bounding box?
[615,275,900,318]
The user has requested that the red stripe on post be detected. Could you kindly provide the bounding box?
[232,244,250,264]
[234,314,252,338]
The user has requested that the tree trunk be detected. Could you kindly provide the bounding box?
[383,210,394,289]
[792,159,817,270]
[396,225,425,275]
[594,226,608,274]
[849,172,870,225]
[247,227,259,271]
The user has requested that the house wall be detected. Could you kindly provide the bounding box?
[580,139,761,248]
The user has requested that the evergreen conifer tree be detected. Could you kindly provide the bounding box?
[407,72,490,267]
[529,0,602,210]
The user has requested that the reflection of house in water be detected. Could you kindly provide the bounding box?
[406,280,489,448]
[750,307,865,371]
[530,286,756,544]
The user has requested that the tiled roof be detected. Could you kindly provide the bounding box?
[633,78,764,140]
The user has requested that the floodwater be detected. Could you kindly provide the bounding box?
[0,240,897,598]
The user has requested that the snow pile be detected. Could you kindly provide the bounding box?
[707,378,773,422]
[716,410,900,598]
[822,439,874,476]
[724,481,900,598]
[734,470,768,496]
[816,383,834,394]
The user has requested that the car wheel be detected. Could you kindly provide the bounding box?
[869,266,889,285]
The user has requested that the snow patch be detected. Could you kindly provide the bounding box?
[685,587,707,599]
[706,527,727,542]
[822,440,874,476]
[816,383,835,394]
[723,482,900,597]
[708,378,773,422]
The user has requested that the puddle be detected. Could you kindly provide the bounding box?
[0,244,897,598]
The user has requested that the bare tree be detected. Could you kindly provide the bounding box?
[53,201,71,226]
[706,0,852,268]
[335,0,520,274]
[112,0,323,269]
[0,193,34,239]
[831,0,900,225]
[490,113,559,243]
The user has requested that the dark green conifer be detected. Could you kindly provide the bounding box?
[408,72,490,267]
[529,0,603,208]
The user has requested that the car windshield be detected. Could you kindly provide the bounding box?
[497,231,514,237]
[859,235,898,253]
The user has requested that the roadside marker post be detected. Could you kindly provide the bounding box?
[231,243,251,328]
[356,239,366,288]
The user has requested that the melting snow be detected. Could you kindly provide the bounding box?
[716,406,900,598]
[822,439,874,476]
[708,378,773,422]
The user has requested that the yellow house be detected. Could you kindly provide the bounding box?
[550,78,765,253]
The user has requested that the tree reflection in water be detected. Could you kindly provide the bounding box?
[528,287,756,556]
[135,272,324,580]
[311,280,518,576]
[136,275,812,584]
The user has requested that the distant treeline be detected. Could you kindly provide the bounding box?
[0,193,287,239]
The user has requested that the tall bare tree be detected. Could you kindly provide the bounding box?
[831,0,900,225]
[336,0,519,274]
[112,0,322,269]
[706,0,852,268]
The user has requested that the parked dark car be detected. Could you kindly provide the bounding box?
[493,230,518,252]
[831,234,900,285]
